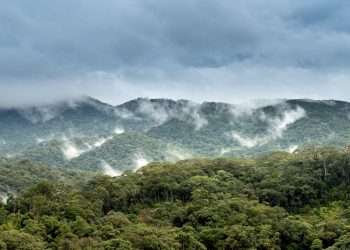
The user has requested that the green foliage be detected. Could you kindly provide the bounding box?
[0,147,350,249]
[0,158,91,195]
[0,230,45,250]
[4,98,350,173]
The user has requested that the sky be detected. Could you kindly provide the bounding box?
[1,0,350,106]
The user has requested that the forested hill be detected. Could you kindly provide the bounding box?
[0,147,350,249]
[1,97,350,172]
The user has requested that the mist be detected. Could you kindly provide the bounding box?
[114,127,125,135]
[61,141,83,160]
[100,160,121,177]
[126,98,208,130]
[229,105,306,147]
[165,145,193,162]
[133,153,150,170]
[287,145,298,153]
[230,133,259,148]
[268,106,306,138]
[0,193,8,203]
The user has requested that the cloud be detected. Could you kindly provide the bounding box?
[133,153,150,170]
[61,141,83,160]
[230,133,259,148]
[230,99,284,117]
[114,127,125,135]
[100,160,122,177]
[1,1,350,105]
[59,127,119,159]
[123,98,208,129]
[287,145,298,153]
[268,106,306,138]
[165,145,193,161]
[0,193,8,203]
[230,105,306,147]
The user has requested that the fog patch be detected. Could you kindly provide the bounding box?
[182,104,208,130]
[90,129,119,148]
[92,138,107,148]
[0,193,9,203]
[220,148,231,155]
[16,96,110,123]
[18,106,61,123]
[60,129,118,160]
[16,99,81,123]
[229,106,306,148]
[230,99,284,117]
[133,153,150,170]
[36,134,55,144]
[133,99,208,130]
[82,97,115,114]
[114,108,137,120]
[268,106,306,138]
[114,127,125,135]
[92,136,113,148]
[61,141,83,160]
[36,138,46,144]
[136,99,170,125]
[165,145,193,161]
[100,160,121,177]
[287,145,298,153]
[5,153,17,159]
[230,132,260,148]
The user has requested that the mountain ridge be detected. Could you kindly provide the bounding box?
[1,96,350,173]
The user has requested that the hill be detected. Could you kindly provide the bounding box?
[0,147,349,249]
[1,97,350,172]
[0,157,91,201]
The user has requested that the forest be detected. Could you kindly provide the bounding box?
[0,146,349,249]
[3,98,350,173]
[2,0,350,249]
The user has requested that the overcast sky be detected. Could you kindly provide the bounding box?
[1,0,350,106]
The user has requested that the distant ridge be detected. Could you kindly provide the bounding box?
[1,96,350,172]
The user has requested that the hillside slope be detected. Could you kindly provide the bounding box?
[1,147,350,249]
[1,97,350,172]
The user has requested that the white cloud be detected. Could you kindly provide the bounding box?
[131,98,208,129]
[93,137,112,148]
[287,145,298,153]
[229,105,306,147]
[268,106,306,138]
[61,141,83,160]
[100,160,122,177]
[220,148,231,155]
[165,145,193,161]
[133,153,150,170]
[230,132,260,148]
[230,99,284,117]
[0,193,9,203]
[114,127,125,135]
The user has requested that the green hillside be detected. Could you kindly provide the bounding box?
[0,158,91,198]
[0,147,349,249]
[2,98,350,172]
